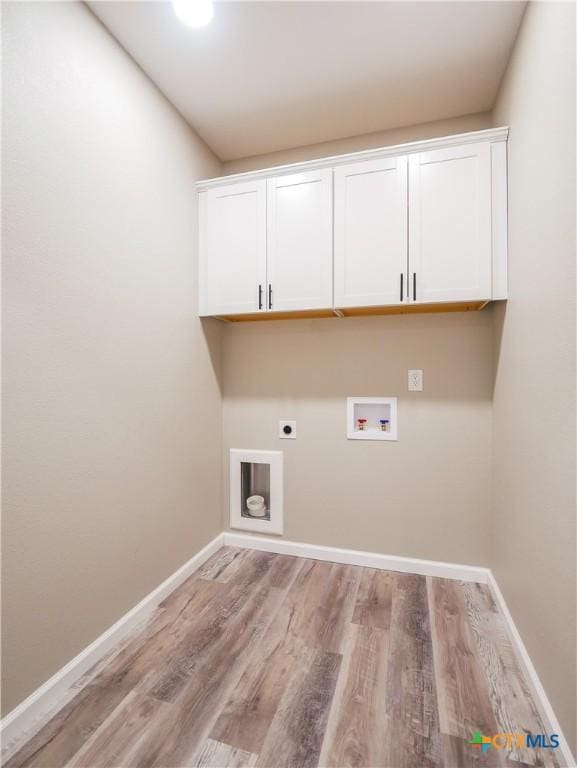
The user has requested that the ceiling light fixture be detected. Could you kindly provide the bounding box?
[172,0,213,28]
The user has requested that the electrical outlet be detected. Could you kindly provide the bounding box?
[279,420,296,439]
[408,369,423,391]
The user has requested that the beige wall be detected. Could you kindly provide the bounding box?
[223,311,494,565]
[4,0,576,752]
[1,1,223,714]
[490,1,577,752]
[223,111,492,174]
[221,112,497,566]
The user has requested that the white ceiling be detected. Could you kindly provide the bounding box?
[89,1,525,161]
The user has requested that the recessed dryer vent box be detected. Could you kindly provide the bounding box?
[229,449,283,535]
[347,397,398,441]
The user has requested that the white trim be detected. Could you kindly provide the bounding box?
[491,139,509,299]
[198,190,208,316]
[487,572,577,768]
[197,127,509,190]
[229,449,284,535]
[223,532,489,583]
[0,533,225,761]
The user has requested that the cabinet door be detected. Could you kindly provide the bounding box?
[334,156,408,308]
[266,170,333,311]
[199,180,266,316]
[408,141,491,303]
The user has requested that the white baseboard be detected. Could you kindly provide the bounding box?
[223,531,490,583]
[0,533,225,761]
[487,572,577,768]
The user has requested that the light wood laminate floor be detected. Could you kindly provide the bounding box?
[4,548,560,768]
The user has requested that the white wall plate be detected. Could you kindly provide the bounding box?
[408,369,423,391]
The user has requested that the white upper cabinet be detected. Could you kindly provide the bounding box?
[197,128,508,319]
[334,156,408,308]
[266,170,333,312]
[408,141,492,303]
[199,180,266,316]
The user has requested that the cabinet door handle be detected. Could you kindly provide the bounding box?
[413,272,416,301]
[268,284,272,310]
[258,284,263,310]
[400,273,404,302]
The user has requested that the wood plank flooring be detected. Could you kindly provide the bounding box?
[3,547,562,768]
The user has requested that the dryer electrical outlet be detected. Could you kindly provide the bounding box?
[279,420,297,439]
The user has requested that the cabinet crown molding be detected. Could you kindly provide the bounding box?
[196,126,509,190]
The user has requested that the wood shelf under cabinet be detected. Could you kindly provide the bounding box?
[214,300,490,323]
